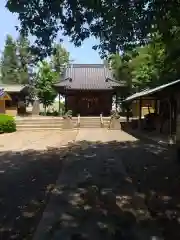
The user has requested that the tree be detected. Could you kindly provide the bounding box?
[1,34,35,86]
[109,39,166,92]
[16,34,34,84]
[51,43,70,80]
[4,0,149,58]
[35,61,57,112]
[108,53,132,92]
[5,0,180,59]
[1,35,19,84]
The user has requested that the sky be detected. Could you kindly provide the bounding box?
[0,1,102,64]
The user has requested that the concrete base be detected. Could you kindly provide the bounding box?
[108,118,121,130]
[62,118,73,129]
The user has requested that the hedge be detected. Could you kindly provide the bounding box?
[0,114,16,133]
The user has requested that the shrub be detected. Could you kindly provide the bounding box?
[110,110,120,119]
[0,114,16,133]
[39,110,60,116]
[63,110,72,119]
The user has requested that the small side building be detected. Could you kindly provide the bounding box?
[0,84,28,116]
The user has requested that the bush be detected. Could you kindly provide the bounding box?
[110,110,120,119]
[0,114,16,133]
[39,110,60,116]
[63,110,72,119]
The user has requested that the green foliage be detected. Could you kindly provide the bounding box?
[63,110,72,119]
[110,39,167,92]
[5,0,148,58]
[1,35,19,84]
[0,114,16,133]
[6,0,180,90]
[35,61,57,112]
[5,0,180,62]
[39,110,59,116]
[51,43,70,80]
[0,34,35,86]
[16,34,34,84]
[108,54,132,88]
[110,110,120,119]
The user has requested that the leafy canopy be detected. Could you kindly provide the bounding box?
[6,0,180,58]
[109,36,167,92]
[5,0,152,58]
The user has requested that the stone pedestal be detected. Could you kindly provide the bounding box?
[109,118,121,130]
[62,118,73,129]
[32,100,40,115]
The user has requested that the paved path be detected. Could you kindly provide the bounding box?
[33,129,163,240]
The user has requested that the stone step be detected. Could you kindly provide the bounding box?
[80,125,101,128]
[79,117,101,128]
[16,119,77,123]
[17,124,64,128]
[16,128,78,131]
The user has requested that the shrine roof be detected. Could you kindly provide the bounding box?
[54,64,126,90]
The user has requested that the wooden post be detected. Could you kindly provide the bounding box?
[65,95,67,113]
[58,93,61,114]
[169,96,177,144]
[139,98,142,129]
[126,106,130,123]
[154,99,158,114]
[176,95,180,161]
[169,97,172,143]
[116,92,118,111]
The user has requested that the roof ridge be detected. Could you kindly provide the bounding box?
[68,63,105,68]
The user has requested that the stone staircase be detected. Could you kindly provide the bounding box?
[15,115,126,131]
[102,117,111,128]
[79,117,102,128]
[15,117,78,131]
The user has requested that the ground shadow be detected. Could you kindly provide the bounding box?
[0,137,179,239]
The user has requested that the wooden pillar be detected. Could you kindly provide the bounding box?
[58,93,61,114]
[139,98,142,129]
[126,103,130,123]
[65,95,67,113]
[169,97,172,139]
[176,95,180,160]
[116,92,118,111]
[169,96,177,144]
[154,99,158,114]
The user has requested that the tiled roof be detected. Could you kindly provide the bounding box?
[54,64,125,90]
[0,84,27,93]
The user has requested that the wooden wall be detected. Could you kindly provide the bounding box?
[66,91,113,116]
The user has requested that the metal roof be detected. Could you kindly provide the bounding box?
[0,84,27,93]
[54,64,125,90]
[124,79,180,102]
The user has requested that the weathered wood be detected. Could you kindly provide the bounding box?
[65,90,113,116]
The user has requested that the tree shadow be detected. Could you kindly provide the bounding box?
[0,138,178,239]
